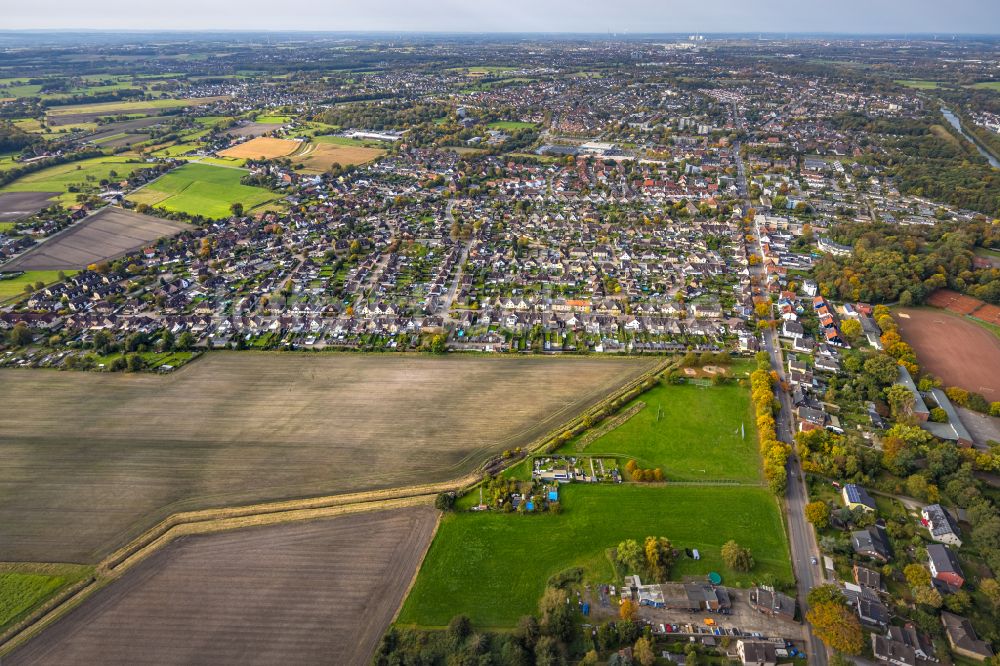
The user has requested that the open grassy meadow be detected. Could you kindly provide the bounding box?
[559,380,759,482]
[0,564,90,632]
[894,79,943,89]
[0,271,76,304]
[127,162,279,218]
[0,353,655,562]
[0,156,147,204]
[487,120,537,130]
[397,484,792,629]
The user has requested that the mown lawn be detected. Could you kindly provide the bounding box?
[127,162,278,218]
[397,484,791,629]
[0,270,75,303]
[557,381,759,482]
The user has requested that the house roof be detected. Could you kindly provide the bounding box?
[844,484,877,510]
[927,544,963,577]
[941,612,994,659]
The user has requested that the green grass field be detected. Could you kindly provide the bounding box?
[46,96,224,117]
[487,120,537,130]
[0,270,76,303]
[312,134,389,148]
[398,484,792,629]
[0,156,147,204]
[256,114,292,124]
[895,79,943,90]
[127,162,279,218]
[969,81,1000,91]
[0,573,67,629]
[558,381,759,482]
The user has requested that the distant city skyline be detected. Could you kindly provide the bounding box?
[5,0,1000,35]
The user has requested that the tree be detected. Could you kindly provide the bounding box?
[447,614,471,642]
[807,584,846,607]
[840,318,862,343]
[616,539,643,572]
[980,578,1000,611]
[804,501,830,529]
[806,602,863,654]
[721,540,754,572]
[619,598,639,622]
[644,536,674,582]
[634,637,655,666]
[913,585,943,609]
[864,354,899,386]
[176,331,195,351]
[125,353,144,373]
[8,323,32,347]
[886,384,916,421]
[904,563,931,589]
[230,202,244,217]
[435,492,456,511]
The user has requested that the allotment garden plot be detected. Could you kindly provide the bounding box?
[0,352,655,563]
[6,508,437,666]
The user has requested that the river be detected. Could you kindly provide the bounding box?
[940,106,1000,168]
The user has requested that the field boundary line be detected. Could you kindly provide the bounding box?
[390,511,443,626]
[0,494,435,658]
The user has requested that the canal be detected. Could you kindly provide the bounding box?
[940,106,1000,168]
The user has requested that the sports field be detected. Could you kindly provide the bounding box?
[0,156,147,204]
[896,307,1000,402]
[397,484,792,629]
[0,353,655,562]
[5,508,437,666]
[559,381,759,482]
[217,136,301,159]
[127,162,280,218]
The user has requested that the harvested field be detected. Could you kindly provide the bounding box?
[225,122,280,138]
[6,507,438,666]
[218,136,301,159]
[0,353,654,562]
[294,142,385,173]
[897,307,1000,401]
[0,192,58,222]
[84,117,167,143]
[46,97,226,126]
[0,208,187,272]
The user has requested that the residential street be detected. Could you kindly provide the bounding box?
[735,141,829,666]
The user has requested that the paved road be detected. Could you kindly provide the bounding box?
[733,139,828,666]
[440,199,471,318]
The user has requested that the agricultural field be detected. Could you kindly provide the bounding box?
[896,307,1000,401]
[397,484,792,629]
[0,208,188,272]
[894,79,943,89]
[0,270,76,303]
[0,192,59,222]
[5,508,437,666]
[292,142,385,173]
[0,564,91,633]
[969,81,1000,91]
[0,156,148,204]
[218,136,301,159]
[0,353,655,562]
[127,162,280,218]
[255,114,292,124]
[558,380,760,482]
[224,122,281,138]
[487,120,537,130]
[45,96,227,126]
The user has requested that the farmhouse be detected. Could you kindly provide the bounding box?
[921,504,962,547]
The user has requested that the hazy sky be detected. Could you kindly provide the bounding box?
[5,0,999,34]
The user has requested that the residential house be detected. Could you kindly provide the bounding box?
[941,612,994,661]
[748,586,796,622]
[921,504,962,547]
[842,484,877,512]
[737,641,777,666]
[927,544,964,589]
[852,524,892,562]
